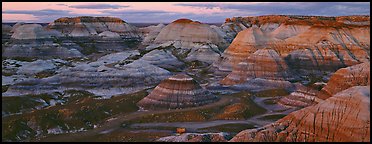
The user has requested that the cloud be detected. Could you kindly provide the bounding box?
[56,4,68,6]
[99,9,229,23]
[3,9,72,16]
[101,10,170,15]
[175,2,370,16]
[3,2,369,23]
[69,4,129,9]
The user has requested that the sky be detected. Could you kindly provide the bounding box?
[2,2,370,23]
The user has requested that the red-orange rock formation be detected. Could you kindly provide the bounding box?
[230,86,370,142]
[212,15,370,78]
[278,83,321,108]
[137,73,219,110]
[317,62,370,99]
[220,49,295,85]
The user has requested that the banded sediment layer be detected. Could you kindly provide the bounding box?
[137,73,219,110]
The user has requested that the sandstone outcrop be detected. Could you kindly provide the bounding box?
[137,73,219,110]
[11,24,61,39]
[318,62,370,99]
[144,19,228,64]
[212,15,370,77]
[230,86,370,142]
[47,16,141,39]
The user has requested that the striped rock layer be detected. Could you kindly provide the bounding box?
[140,23,165,45]
[3,52,171,97]
[278,83,321,108]
[318,62,370,99]
[137,74,219,110]
[47,16,141,38]
[220,49,294,85]
[212,15,370,77]
[230,86,370,142]
[154,19,226,45]
[144,19,228,64]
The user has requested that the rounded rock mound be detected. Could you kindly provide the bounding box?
[11,24,61,39]
[137,73,219,110]
[153,18,226,45]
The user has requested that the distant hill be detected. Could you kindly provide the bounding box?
[2,23,223,28]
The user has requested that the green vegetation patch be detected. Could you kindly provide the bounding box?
[34,70,57,79]
[211,92,267,120]
[125,91,266,124]
[257,114,287,121]
[198,123,255,134]
[254,89,289,97]
[2,85,9,93]
[11,57,36,62]
[2,90,148,142]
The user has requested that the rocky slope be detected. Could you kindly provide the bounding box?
[11,24,61,39]
[3,50,171,98]
[47,16,141,39]
[212,15,370,78]
[2,39,84,59]
[144,19,228,64]
[230,86,370,142]
[220,49,296,85]
[10,22,25,33]
[2,24,12,35]
[137,73,219,110]
[140,23,165,45]
[317,62,370,99]
[136,49,185,70]
[278,83,321,108]
[97,31,121,39]
[278,61,369,108]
